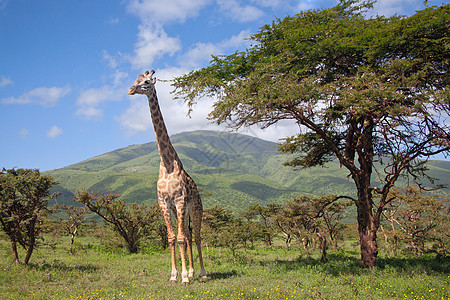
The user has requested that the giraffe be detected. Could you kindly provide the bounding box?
[128,70,206,285]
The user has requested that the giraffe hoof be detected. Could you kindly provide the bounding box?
[170,279,177,284]
[182,281,190,286]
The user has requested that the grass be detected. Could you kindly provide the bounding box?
[0,236,448,299]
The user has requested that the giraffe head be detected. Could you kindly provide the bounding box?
[128,70,157,95]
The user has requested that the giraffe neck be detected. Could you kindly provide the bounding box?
[147,92,180,173]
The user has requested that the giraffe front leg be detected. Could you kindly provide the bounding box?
[193,210,207,279]
[159,198,178,283]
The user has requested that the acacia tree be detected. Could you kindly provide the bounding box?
[273,195,350,262]
[201,205,234,248]
[0,168,59,264]
[319,198,352,251]
[172,1,449,267]
[241,204,278,247]
[383,186,448,256]
[202,206,248,259]
[54,204,87,247]
[75,190,159,253]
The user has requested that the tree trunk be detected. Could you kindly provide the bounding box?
[23,216,37,265]
[127,239,139,253]
[316,229,327,263]
[411,235,419,257]
[282,232,291,250]
[23,243,34,265]
[393,235,398,257]
[380,225,390,257]
[352,157,380,268]
[70,227,77,246]
[11,240,19,264]
[302,237,309,249]
[356,192,379,268]
[331,236,338,251]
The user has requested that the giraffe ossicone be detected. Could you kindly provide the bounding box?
[129,70,207,285]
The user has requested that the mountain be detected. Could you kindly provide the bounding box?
[46,130,450,212]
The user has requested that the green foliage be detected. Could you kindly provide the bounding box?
[202,206,264,258]
[382,186,449,256]
[271,195,352,261]
[74,190,160,253]
[0,168,59,265]
[53,204,87,248]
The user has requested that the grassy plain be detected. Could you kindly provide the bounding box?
[0,234,448,300]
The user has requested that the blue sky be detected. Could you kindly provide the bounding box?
[0,0,445,171]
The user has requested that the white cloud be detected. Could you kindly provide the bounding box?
[113,70,129,86]
[179,43,220,69]
[108,17,120,25]
[47,125,63,138]
[102,51,129,85]
[129,24,181,70]
[217,0,264,22]
[369,0,425,16]
[179,30,251,68]
[237,120,300,143]
[19,128,29,139]
[251,0,285,9]
[126,0,211,24]
[0,0,9,11]
[103,50,119,69]
[0,76,13,87]
[1,86,70,106]
[295,0,319,11]
[76,86,124,120]
[116,98,153,133]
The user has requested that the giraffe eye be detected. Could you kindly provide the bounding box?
[144,80,151,84]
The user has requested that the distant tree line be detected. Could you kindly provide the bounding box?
[1,168,448,265]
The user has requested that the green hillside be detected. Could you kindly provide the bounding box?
[46,130,450,212]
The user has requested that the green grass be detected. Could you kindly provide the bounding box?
[0,236,448,299]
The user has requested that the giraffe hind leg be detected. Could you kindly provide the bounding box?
[192,206,207,278]
[186,215,194,278]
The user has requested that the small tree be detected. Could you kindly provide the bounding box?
[274,195,351,262]
[75,190,158,253]
[0,168,59,264]
[217,218,247,261]
[383,186,448,256]
[241,204,278,247]
[321,198,352,251]
[54,204,87,247]
[202,206,235,248]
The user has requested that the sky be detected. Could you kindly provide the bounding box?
[0,0,446,171]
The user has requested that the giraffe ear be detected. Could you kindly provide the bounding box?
[152,77,157,84]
